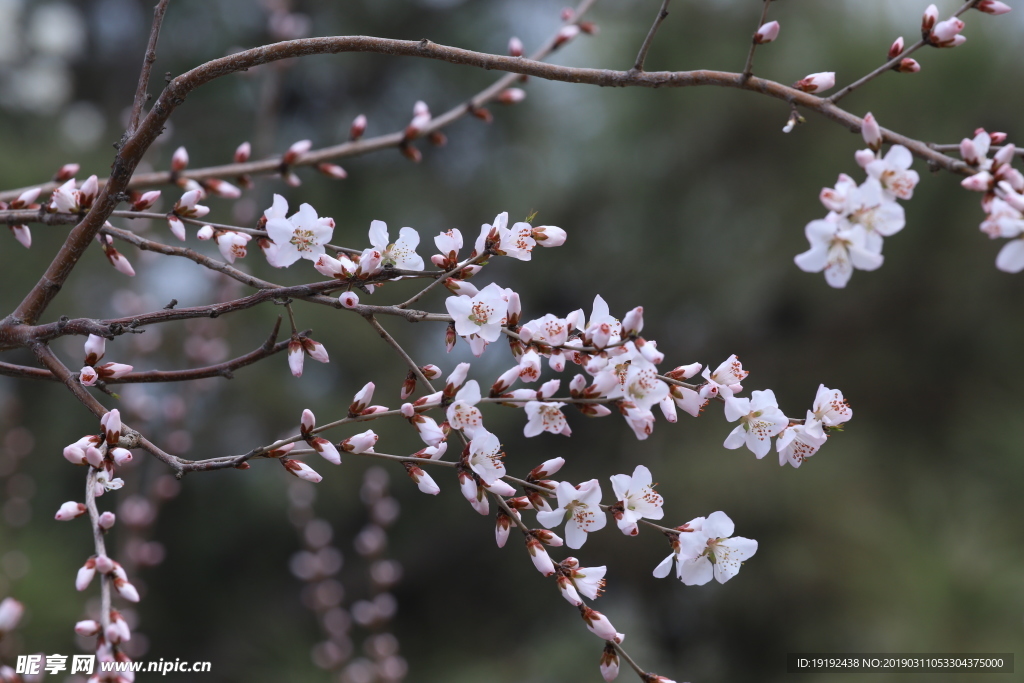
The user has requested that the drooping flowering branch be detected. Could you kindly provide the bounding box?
[1,0,1017,680]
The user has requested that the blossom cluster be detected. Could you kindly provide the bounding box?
[795,112,918,288]
[958,129,1024,272]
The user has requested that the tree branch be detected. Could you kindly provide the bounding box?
[632,0,671,72]
[128,0,171,134]
[741,0,773,81]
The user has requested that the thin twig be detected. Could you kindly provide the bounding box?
[741,0,773,81]
[84,467,113,633]
[364,315,436,391]
[128,0,171,134]
[827,0,978,104]
[632,0,672,72]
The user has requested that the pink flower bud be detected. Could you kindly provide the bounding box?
[131,190,161,212]
[339,291,360,308]
[283,170,302,186]
[11,188,40,210]
[850,149,874,169]
[663,360,704,382]
[922,4,939,31]
[532,225,567,246]
[111,447,132,466]
[0,598,23,633]
[554,24,580,48]
[621,306,644,337]
[85,445,106,468]
[301,338,330,363]
[508,36,524,56]
[358,248,383,276]
[113,576,140,602]
[526,537,555,576]
[495,511,513,547]
[897,58,921,73]
[498,88,526,105]
[75,619,101,636]
[556,574,583,605]
[196,225,214,240]
[350,114,367,141]
[483,479,517,497]
[283,139,312,165]
[83,333,105,366]
[961,171,993,192]
[167,215,186,241]
[350,382,375,416]
[96,362,133,380]
[754,20,780,44]
[106,248,136,277]
[341,429,378,454]
[931,17,965,46]
[288,340,305,377]
[561,7,575,21]
[282,458,322,483]
[991,131,1008,144]
[79,365,99,386]
[77,175,99,209]
[793,72,835,93]
[311,437,342,465]
[9,224,31,248]
[317,163,348,179]
[599,643,620,681]
[55,162,79,181]
[204,178,241,199]
[405,112,432,140]
[861,112,882,150]
[234,141,251,163]
[445,363,471,396]
[580,606,624,642]
[994,143,1017,167]
[420,364,441,379]
[95,555,115,574]
[530,457,566,479]
[55,501,87,521]
[401,403,416,418]
[76,557,97,590]
[977,0,1012,15]
[888,36,905,59]
[171,146,189,172]
[98,511,116,529]
[405,464,440,495]
[102,409,121,445]
[301,408,316,434]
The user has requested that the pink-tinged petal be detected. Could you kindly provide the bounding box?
[653,553,676,578]
[368,219,389,250]
[703,511,735,539]
[677,557,714,585]
[996,239,1024,273]
[713,536,758,583]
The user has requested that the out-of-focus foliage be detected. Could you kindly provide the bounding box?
[1,1,1023,681]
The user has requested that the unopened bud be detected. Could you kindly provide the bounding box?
[554,24,580,48]
[754,20,780,44]
[888,36,905,59]
[498,88,526,105]
[283,139,312,165]
[171,146,189,172]
[317,163,348,179]
[350,114,368,141]
[896,58,921,73]
[976,0,1011,15]
[922,4,939,32]
[508,36,524,57]
[234,141,251,163]
[861,112,882,151]
[54,163,80,181]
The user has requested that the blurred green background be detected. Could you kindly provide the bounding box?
[0,0,1022,681]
